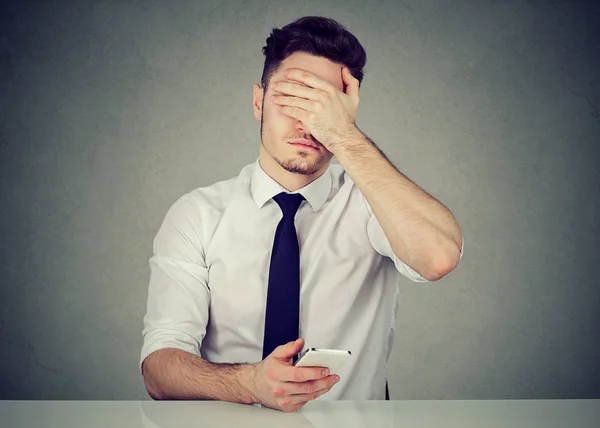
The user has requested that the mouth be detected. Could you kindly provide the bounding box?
[289,138,319,150]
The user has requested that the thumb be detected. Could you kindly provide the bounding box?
[342,67,359,98]
[272,338,304,360]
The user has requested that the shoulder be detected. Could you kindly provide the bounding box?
[154,168,247,247]
[173,162,253,215]
[183,176,238,213]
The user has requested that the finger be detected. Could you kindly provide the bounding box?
[271,338,304,361]
[284,69,336,94]
[286,374,339,395]
[342,67,360,106]
[287,383,335,404]
[271,95,314,112]
[279,365,331,382]
[279,105,306,122]
[273,81,323,100]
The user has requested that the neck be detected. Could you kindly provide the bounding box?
[258,145,329,192]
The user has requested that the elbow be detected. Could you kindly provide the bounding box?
[421,266,447,282]
[142,358,166,400]
[144,378,163,400]
[427,248,461,281]
[425,263,454,281]
[418,242,462,281]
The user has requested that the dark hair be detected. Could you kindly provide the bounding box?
[260,16,367,94]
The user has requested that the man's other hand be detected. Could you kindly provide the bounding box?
[250,338,340,412]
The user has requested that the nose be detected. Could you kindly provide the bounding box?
[294,119,308,133]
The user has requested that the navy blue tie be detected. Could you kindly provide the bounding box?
[262,192,305,360]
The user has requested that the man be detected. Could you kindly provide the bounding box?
[140,16,464,413]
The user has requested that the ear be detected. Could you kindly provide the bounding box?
[253,83,264,121]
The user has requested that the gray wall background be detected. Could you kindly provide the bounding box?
[1,0,598,400]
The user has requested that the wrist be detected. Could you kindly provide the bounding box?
[331,126,368,158]
[237,363,258,405]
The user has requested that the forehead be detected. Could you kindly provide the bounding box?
[272,51,344,91]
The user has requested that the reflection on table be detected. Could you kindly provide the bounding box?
[2,399,599,428]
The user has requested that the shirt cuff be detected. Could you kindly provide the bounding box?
[140,330,201,375]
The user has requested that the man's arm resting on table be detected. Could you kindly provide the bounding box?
[142,348,256,403]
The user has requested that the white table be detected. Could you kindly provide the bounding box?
[2,399,599,427]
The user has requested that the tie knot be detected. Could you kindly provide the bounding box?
[273,192,305,218]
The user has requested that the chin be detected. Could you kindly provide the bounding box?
[278,155,325,175]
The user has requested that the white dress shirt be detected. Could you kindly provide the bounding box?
[141,158,464,400]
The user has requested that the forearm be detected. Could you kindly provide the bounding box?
[142,348,256,403]
[333,128,462,279]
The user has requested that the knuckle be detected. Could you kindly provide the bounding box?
[278,398,290,408]
[305,382,315,394]
[266,369,278,381]
[293,370,304,382]
[270,387,284,397]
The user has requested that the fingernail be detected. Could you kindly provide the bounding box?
[322,369,329,376]
[334,376,340,383]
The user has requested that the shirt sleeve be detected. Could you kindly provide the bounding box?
[140,195,211,374]
[363,193,464,283]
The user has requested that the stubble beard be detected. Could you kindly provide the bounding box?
[260,110,326,176]
[275,150,326,175]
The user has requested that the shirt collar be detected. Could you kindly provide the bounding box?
[250,158,332,212]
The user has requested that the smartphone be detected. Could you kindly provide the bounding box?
[294,348,351,374]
